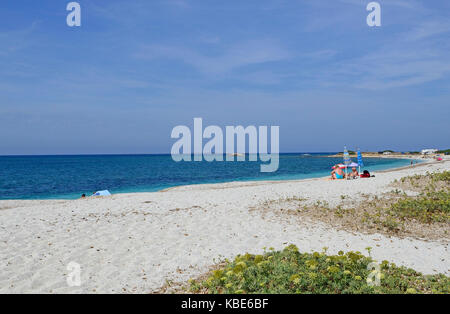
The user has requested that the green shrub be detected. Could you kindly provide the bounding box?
[189,245,449,294]
[390,191,450,223]
[437,149,450,155]
[430,171,450,183]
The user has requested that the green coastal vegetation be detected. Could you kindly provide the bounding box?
[334,149,449,155]
[438,149,450,155]
[306,171,448,236]
[188,245,450,294]
[387,190,449,224]
[389,171,450,224]
[255,171,449,239]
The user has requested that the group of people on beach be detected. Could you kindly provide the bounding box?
[330,166,361,180]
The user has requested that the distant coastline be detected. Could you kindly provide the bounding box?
[324,152,431,159]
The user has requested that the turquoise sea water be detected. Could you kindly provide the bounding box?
[0,154,413,200]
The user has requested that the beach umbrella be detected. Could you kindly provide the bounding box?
[357,149,364,173]
[343,147,351,176]
[338,162,358,169]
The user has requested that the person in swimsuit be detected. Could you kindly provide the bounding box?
[348,167,359,178]
[331,165,345,179]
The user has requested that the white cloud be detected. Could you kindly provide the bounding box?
[337,0,423,10]
[134,39,290,74]
[332,47,450,90]
[0,21,39,56]
[405,20,450,41]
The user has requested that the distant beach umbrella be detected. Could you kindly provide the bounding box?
[343,147,351,176]
[343,147,351,165]
[357,149,364,173]
[357,149,364,167]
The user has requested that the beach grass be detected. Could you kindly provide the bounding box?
[388,190,449,223]
[188,245,450,294]
[257,170,450,240]
[389,171,450,223]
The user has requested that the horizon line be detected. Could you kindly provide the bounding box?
[0,150,424,157]
[0,152,337,157]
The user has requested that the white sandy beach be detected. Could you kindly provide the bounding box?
[0,159,449,293]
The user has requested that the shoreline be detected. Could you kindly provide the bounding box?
[160,157,429,193]
[0,156,421,201]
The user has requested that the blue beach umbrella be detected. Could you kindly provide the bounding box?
[357,149,364,173]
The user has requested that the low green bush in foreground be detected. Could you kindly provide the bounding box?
[189,245,449,294]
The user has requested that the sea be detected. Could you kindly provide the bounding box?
[0,153,413,200]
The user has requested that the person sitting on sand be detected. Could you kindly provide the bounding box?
[348,167,359,179]
[331,165,345,180]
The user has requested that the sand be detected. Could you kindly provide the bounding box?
[0,158,449,293]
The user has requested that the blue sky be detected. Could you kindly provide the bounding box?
[0,0,449,155]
